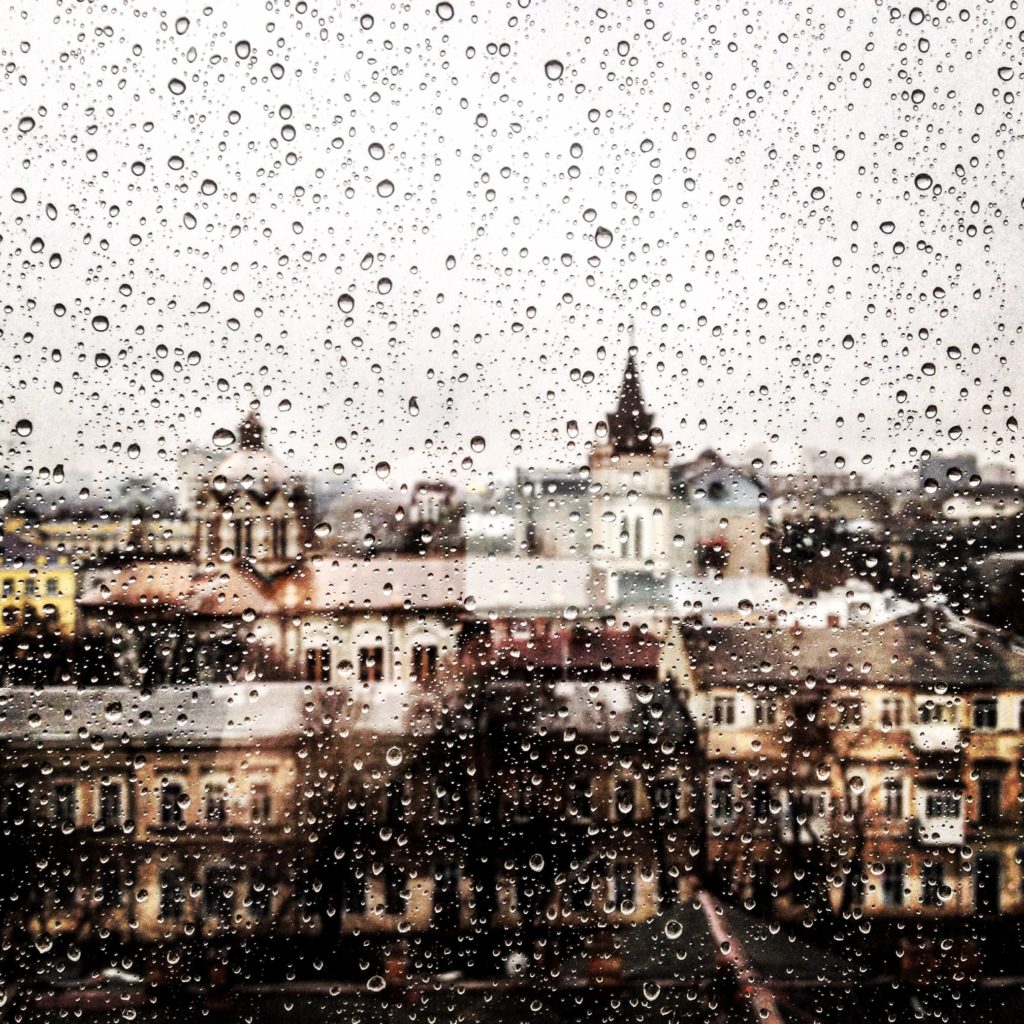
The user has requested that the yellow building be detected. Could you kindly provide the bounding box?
[0,529,78,636]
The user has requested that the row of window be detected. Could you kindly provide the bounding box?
[0,575,63,597]
[66,859,661,923]
[709,776,1006,825]
[708,694,1017,731]
[47,779,275,830]
[304,643,439,683]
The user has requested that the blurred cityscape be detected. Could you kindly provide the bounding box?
[2,356,1024,1022]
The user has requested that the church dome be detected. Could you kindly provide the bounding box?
[206,412,297,501]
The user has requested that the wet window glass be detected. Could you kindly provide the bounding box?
[2,3,1023,1022]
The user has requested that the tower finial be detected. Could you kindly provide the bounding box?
[606,347,655,454]
[239,409,264,450]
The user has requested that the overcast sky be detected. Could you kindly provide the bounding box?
[1,0,1022,495]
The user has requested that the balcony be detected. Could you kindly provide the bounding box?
[910,723,961,754]
[913,815,965,847]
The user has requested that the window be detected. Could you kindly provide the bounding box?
[52,782,76,828]
[98,859,124,907]
[881,862,906,907]
[385,778,408,824]
[205,868,235,919]
[711,695,736,726]
[752,781,773,822]
[610,862,635,912]
[45,577,59,596]
[973,698,998,731]
[160,780,186,827]
[203,782,228,826]
[160,868,184,922]
[614,777,635,820]
[411,643,438,682]
[633,516,643,559]
[304,645,330,682]
[836,699,863,728]
[385,865,408,916]
[753,696,777,726]
[24,577,36,597]
[652,778,679,821]
[247,869,273,921]
[923,790,961,819]
[251,783,272,825]
[880,697,905,729]
[342,861,367,915]
[358,646,384,683]
[99,781,123,829]
[978,777,1002,825]
[918,699,950,724]
[921,862,944,907]
[566,777,592,822]
[567,866,593,913]
[711,778,734,822]
[1,578,11,597]
[883,778,904,818]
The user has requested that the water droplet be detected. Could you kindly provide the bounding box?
[436,2,454,21]
[11,187,26,203]
[130,161,146,176]
[14,419,32,437]
[408,397,419,416]
[127,443,140,460]
[368,142,385,160]
[366,975,386,993]
[376,179,395,197]
[375,461,391,478]
[94,352,111,368]
[594,226,613,248]
[385,746,403,767]
[17,116,34,133]
[168,78,186,95]
[360,14,374,30]
[470,435,486,452]
[377,277,392,294]
[175,16,190,34]
[914,172,933,190]
[201,179,218,195]
[811,185,825,200]
[235,40,251,59]
[213,428,236,448]
[664,919,683,940]
[91,315,109,332]
[998,66,1014,82]
[529,853,544,872]
[1008,416,1018,433]
[544,59,564,81]
[338,294,355,313]
[314,522,332,538]
[921,362,936,376]
[445,254,456,269]
[880,221,895,234]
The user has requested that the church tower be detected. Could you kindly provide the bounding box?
[195,410,310,577]
[589,348,671,571]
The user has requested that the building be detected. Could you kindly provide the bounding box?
[0,532,77,636]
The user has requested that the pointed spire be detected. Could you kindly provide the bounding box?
[239,409,265,450]
[607,350,655,454]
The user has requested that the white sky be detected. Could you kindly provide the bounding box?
[1,0,1022,494]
